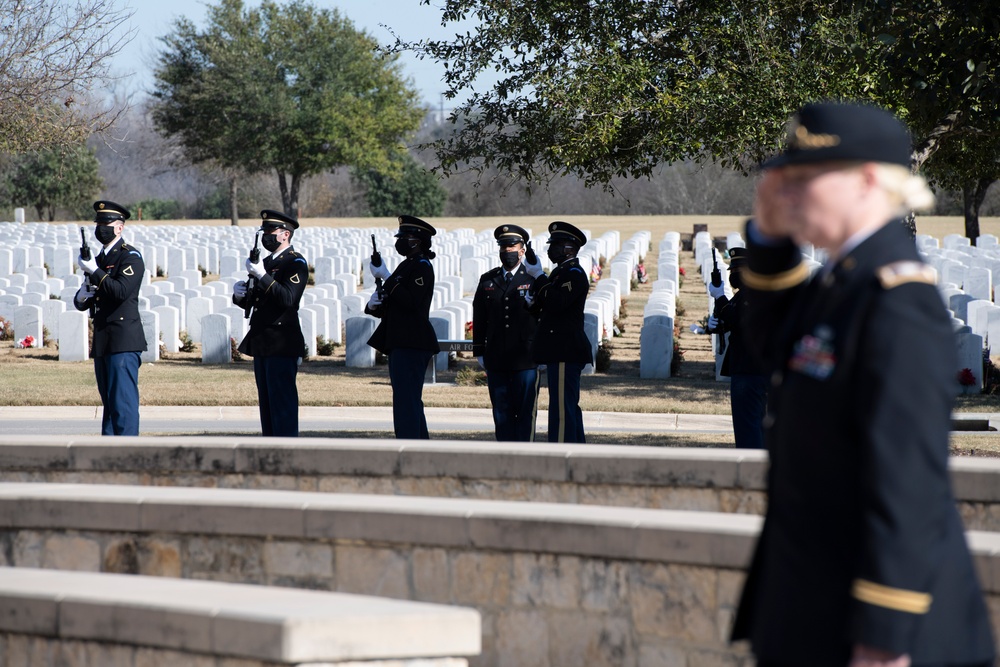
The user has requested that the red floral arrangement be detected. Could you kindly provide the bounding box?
[957,368,977,387]
[678,267,686,276]
[464,321,473,339]
[16,335,35,349]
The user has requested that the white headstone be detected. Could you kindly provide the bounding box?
[58,311,89,361]
[345,316,377,367]
[186,296,213,343]
[201,313,231,364]
[13,304,42,347]
[640,314,674,379]
[41,299,66,342]
[140,310,160,363]
[153,305,181,353]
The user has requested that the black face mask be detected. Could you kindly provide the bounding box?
[395,238,417,256]
[261,233,282,252]
[499,250,520,270]
[95,224,117,245]
[547,245,568,264]
[729,269,744,291]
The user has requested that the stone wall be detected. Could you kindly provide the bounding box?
[2,437,999,529]
[0,634,468,667]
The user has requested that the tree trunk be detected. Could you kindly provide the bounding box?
[35,205,44,221]
[963,178,994,243]
[278,170,290,215]
[911,110,961,171]
[228,175,239,226]
[288,173,301,219]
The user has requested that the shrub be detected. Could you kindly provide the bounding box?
[595,341,613,372]
[231,337,244,361]
[131,198,183,220]
[316,336,338,356]
[178,330,195,352]
[0,316,12,341]
[455,366,487,386]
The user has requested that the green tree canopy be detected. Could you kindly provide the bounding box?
[353,153,447,218]
[3,145,103,221]
[403,0,1000,226]
[151,0,425,220]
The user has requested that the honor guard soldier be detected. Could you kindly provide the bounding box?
[523,221,592,443]
[366,215,439,439]
[74,200,147,436]
[731,102,995,666]
[233,210,309,437]
[472,224,540,441]
[706,247,768,449]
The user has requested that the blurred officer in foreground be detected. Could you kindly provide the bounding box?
[523,221,592,443]
[472,224,540,441]
[366,215,439,439]
[731,102,995,667]
[233,210,308,437]
[706,247,768,449]
[74,200,146,436]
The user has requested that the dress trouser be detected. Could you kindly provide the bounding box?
[389,347,434,439]
[253,356,299,437]
[94,351,141,436]
[545,362,585,443]
[487,367,540,441]
[729,373,769,449]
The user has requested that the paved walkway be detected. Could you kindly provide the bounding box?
[0,406,996,437]
[0,406,732,436]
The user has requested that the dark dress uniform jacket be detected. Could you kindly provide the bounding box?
[530,258,592,364]
[75,240,147,356]
[366,256,439,355]
[731,221,995,665]
[714,292,766,377]
[233,247,309,358]
[472,265,537,371]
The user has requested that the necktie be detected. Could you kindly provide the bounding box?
[505,273,512,289]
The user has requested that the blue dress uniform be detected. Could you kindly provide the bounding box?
[233,211,309,437]
[472,224,540,442]
[731,102,995,666]
[366,216,440,440]
[74,201,146,436]
[708,249,768,449]
[530,222,592,443]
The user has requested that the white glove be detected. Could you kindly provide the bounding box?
[708,281,726,299]
[246,257,266,279]
[367,292,383,309]
[707,315,719,331]
[77,254,97,275]
[524,292,535,307]
[477,356,485,369]
[234,280,248,298]
[524,253,544,278]
[75,281,96,302]
[370,261,390,281]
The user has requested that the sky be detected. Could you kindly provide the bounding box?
[110,0,474,110]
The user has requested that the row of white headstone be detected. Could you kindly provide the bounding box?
[0,222,640,373]
[696,230,1000,392]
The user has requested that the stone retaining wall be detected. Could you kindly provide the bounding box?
[3,437,999,530]
[2,483,1000,666]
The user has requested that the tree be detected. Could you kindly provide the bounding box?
[3,145,103,221]
[404,0,1000,239]
[353,153,447,217]
[0,0,132,153]
[151,0,424,221]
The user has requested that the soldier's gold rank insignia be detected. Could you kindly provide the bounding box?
[122,265,134,276]
[415,277,424,286]
[290,274,300,284]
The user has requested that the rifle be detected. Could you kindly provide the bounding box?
[370,234,385,298]
[243,232,261,319]
[710,248,727,355]
[79,228,95,316]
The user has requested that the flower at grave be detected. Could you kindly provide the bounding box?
[957,367,977,387]
[678,267,686,276]
[464,320,473,340]
[17,335,35,349]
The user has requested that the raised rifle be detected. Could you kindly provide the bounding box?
[370,234,385,298]
[243,232,261,319]
[79,228,95,317]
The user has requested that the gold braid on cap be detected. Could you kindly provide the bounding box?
[786,118,841,150]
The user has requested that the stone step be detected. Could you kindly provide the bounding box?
[3,436,1000,530]
[0,566,479,665]
[1,482,999,665]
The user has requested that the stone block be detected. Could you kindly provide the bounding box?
[452,552,511,607]
[334,544,409,599]
[511,553,580,609]
[631,563,718,642]
[263,541,333,579]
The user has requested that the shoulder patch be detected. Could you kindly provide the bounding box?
[294,257,307,264]
[876,261,936,289]
[128,251,141,257]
